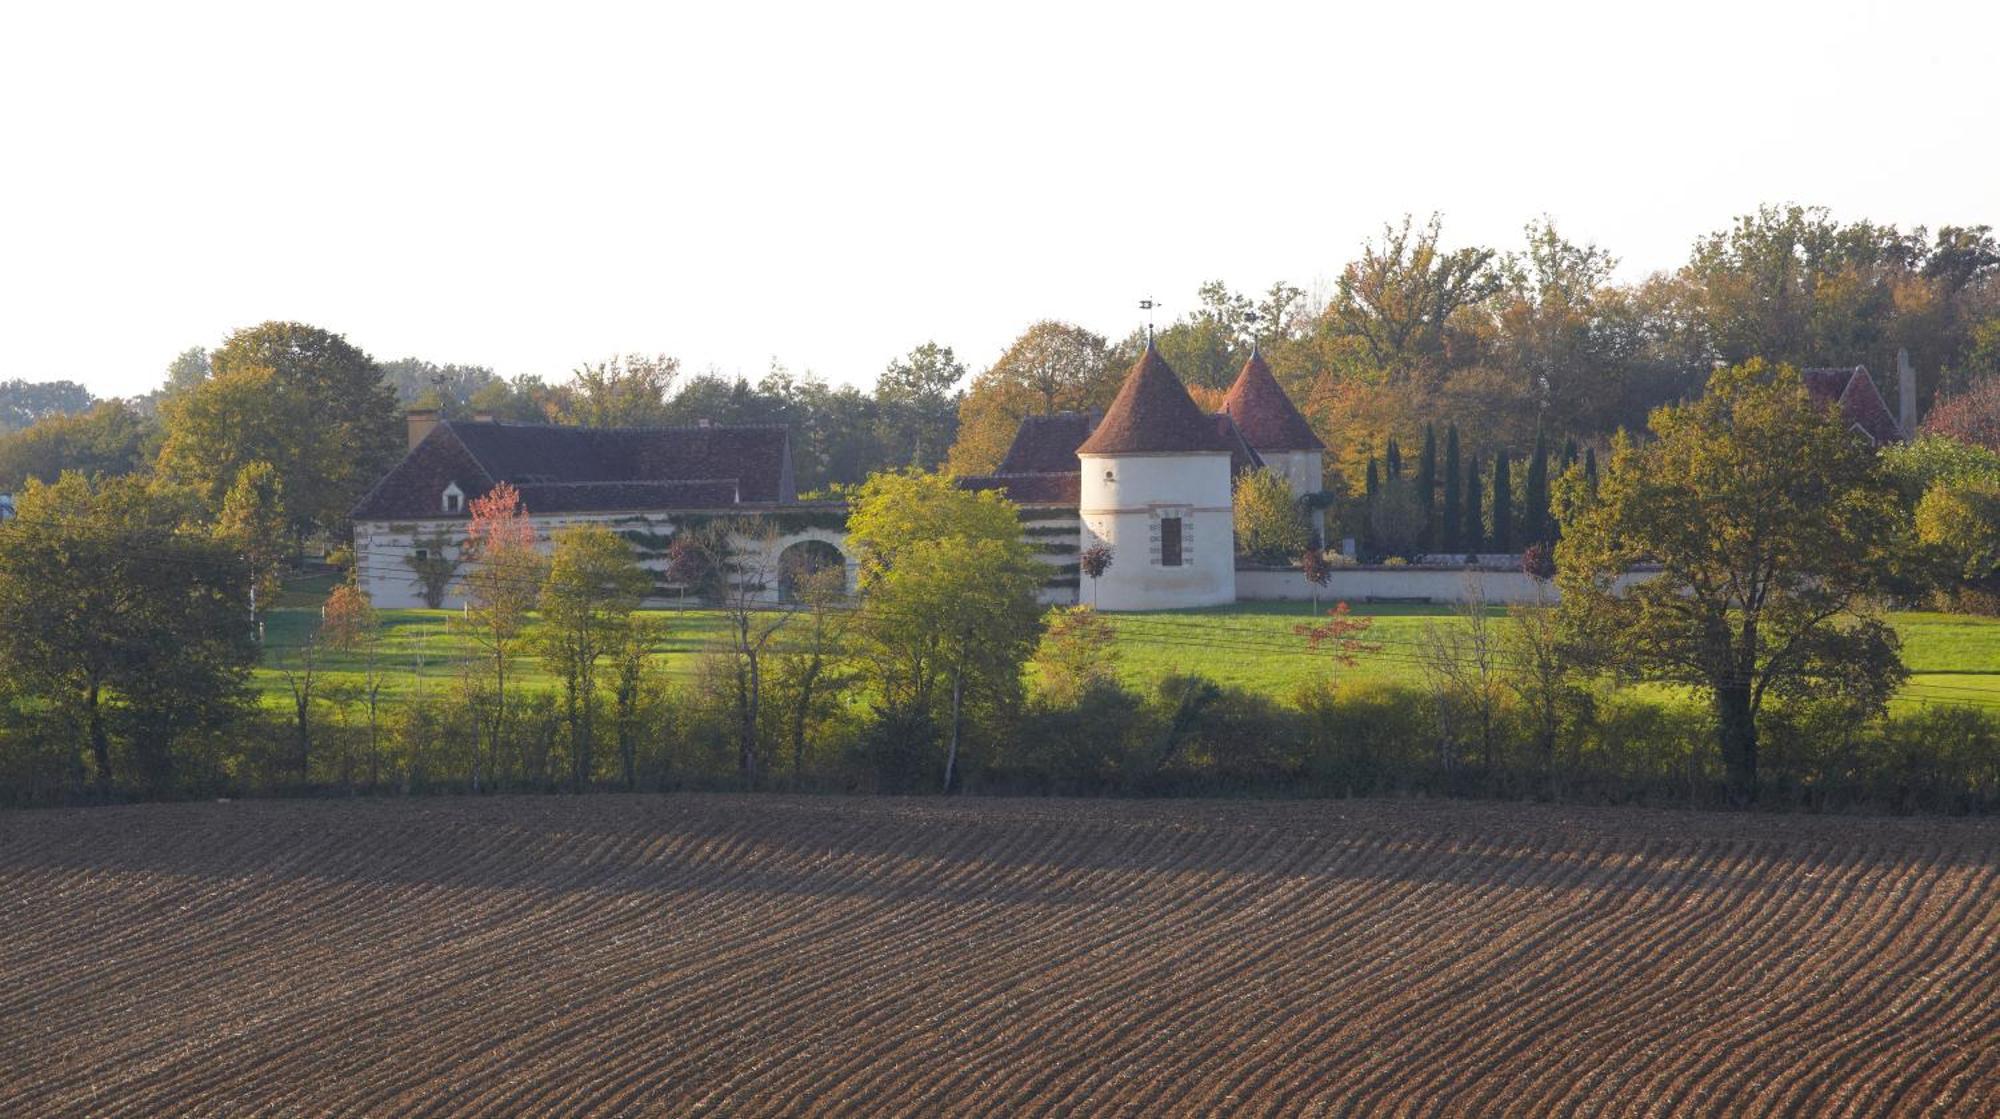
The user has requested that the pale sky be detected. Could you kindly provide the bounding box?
[1,0,1992,400]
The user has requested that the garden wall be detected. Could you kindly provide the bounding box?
[1235,565,1656,605]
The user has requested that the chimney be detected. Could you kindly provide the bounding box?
[471,410,496,424]
[1897,348,1918,439]
[406,408,440,452]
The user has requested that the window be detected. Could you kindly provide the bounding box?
[442,482,464,513]
[1160,516,1183,567]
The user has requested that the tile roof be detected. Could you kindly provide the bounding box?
[351,420,795,520]
[1075,342,1235,456]
[1222,349,1324,451]
[997,412,1099,474]
[956,472,1082,505]
[1803,366,1902,445]
[1212,413,1267,477]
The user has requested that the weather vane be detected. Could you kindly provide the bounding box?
[1139,298,1157,342]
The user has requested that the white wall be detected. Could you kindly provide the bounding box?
[354,513,851,610]
[1080,451,1235,611]
[1258,448,1323,498]
[1235,565,1655,605]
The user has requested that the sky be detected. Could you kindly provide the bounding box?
[1,0,1993,400]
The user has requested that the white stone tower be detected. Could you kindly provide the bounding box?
[1077,342,1237,610]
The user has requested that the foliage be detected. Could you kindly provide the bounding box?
[1233,467,1309,564]
[559,353,680,427]
[0,378,93,433]
[874,342,964,470]
[404,529,461,609]
[946,321,1119,474]
[455,482,545,791]
[538,525,650,789]
[1878,434,2000,500]
[0,400,153,491]
[1922,375,2000,452]
[1030,606,1120,708]
[215,461,289,616]
[1556,361,1911,802]
[0,472,255,797]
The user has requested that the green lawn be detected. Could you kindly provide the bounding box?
[254,589,2000,715]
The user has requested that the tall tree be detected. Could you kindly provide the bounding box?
[538,525,650,790]
[1327,214,1502,384]
[1555,361,1908,803]
[1234,467,1309,564]
[559,353,680,427]
[1441,424,1462,552]
[1491,454,1513,553]
[875,342,965,470]
[215,461,289,624]
[207,322,400,533]
[1524,431,1551,547]
[946,321,1118,474]
[848,471,1043,792]
[0,473,254,797]
[1463,452,1484,552]
[455,482,545,792]
[1417,423,1437,549]
[0,400,152,490]
[0,379,93,433]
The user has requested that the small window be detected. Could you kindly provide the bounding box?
[414,548,429,562]
[1160,516,1183,567]
[442,482,465,513]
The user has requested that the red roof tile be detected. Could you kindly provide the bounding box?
[997,411,1099,474]
[956,472,1082,505]
[1222,349,1323,451]
[1074,343,1234,456]
[1804,366,1902,445]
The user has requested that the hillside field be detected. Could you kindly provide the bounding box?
[2,796,1995,1116]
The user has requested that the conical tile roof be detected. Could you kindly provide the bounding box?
[1221,349,1323,452]
[1075,342,1235,456]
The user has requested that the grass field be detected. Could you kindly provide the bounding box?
[2,795,1995,1116]
[253,595,2000,713]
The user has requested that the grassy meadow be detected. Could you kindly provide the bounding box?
[254,582,2000,716]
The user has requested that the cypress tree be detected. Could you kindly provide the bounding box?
[1492,453,1513,553]
[1525,431,1550,546]
[1386,437,1403,481]
[1364,458,1381,557]
[1560,436,1578,472]
[1365,457,1380,500]
[1584,446,1598,490]
[1441,425,1461,553]
[1463,452,1483,553]
[1417,423,1437,551]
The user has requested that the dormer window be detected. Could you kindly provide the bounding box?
[442,482,464,514]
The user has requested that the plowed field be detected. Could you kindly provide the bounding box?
[2,796,1995,1116]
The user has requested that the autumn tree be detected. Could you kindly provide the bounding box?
[947,321,1119,474]
[455,482,545,791]
[538,524,650,790]
[875,342,965,470]
[156,365,326,534]
[767,565,855,783]
[215,461,289,623]
[1029,606,1120,708]
[1556,361,1909,803]
[322,582,387,787]
[1326,214,1501,385]
[0,400,153,491]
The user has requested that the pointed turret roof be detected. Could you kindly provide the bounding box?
[1222,348,1324,452]
[1075,342,1235,456]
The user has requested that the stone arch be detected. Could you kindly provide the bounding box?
[777,538,846,601]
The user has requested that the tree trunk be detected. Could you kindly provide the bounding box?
[943,665,964,795]
[790,656,821,787]
[87,679,112,800]
[1716,678,1758,806]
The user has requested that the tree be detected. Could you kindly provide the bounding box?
[156,366,327,536]
[876,343,965,470]
[215,461,288,624]
[1234,467,1309,564]
[1079,543,1114,608]
[1491,454,1514,553]
[848,471,1044,792]
[1923,376,2000,452]
[1293,602,1381,680]
[1417,424,1437,548]
[160,348,211,401]
[1555,361,1909,803]
[767,565,854,783]
[1524,431,1551,547]
[0,400,152,491]
[538,525,650,790]
[673,518,799,785]
[559,354,680,427]
[947,321,1118,474]
[322,582,387,788]
[455,482,544,792]
[1463,452,1484,553]
[1368,478,1426,561]
[1441,425,1462,552]
[1029,606,1120,708]
[610,617,668,789]
[0,379,93,433]
[1327,214,1502,384]
[0,473,254,797]
[1301,545,1334,613]
[207,322,400,533]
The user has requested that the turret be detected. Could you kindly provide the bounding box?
[1076,342,1236,610]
